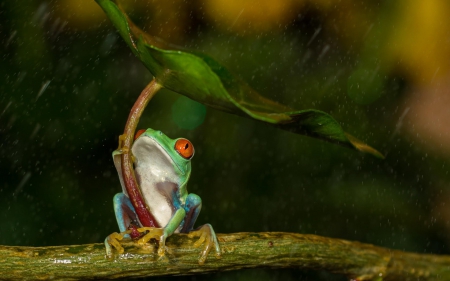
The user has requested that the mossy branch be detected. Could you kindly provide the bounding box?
[1,232,449,280]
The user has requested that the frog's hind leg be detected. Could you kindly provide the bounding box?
[113,193,141,234]
[104,193,141,256]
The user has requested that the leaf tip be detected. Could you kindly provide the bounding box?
[345,133,385,159]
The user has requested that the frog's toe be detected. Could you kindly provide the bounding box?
[105,232,125,256]
[136,227,163,245]
[188,224,221,264]
[157,244,166,257]
[193,232,206,248]
[104,238,113,257]
[200,241,214,264]
[157,253,170,263]
[136,239,146,246]
[214,248,222,259]
[198,253,208,265]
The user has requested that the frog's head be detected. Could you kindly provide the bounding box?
[131,128,193,187]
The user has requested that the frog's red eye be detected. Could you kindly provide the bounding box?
[134,129,146,140]
[175,139,194,159]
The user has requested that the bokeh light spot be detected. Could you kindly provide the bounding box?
[171,96,207,130]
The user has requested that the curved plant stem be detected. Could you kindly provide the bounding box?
[1,232,449,280]
[119,79,162,227]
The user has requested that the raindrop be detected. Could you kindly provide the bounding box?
[30,123,41,140]
[307,27,322,46]
[36,80,51,101]
[15,72,27,86]
[14,172,31,194]
[5,30,17,47]
[301,49,312,65]
[317,44,330,61]
[32,2,49,26]
[0,101,12,118]
[49,17,61,36]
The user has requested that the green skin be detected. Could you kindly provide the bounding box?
[105,128,221,264]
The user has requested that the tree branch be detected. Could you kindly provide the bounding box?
[118,78,162,228]
[1,232,449,280]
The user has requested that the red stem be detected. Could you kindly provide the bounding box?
[120,79,162,227]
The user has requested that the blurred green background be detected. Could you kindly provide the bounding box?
[2,0,450,280]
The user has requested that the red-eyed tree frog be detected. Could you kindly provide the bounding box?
[104,128,221,264]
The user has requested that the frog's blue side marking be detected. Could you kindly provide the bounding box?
[113,193,139,235]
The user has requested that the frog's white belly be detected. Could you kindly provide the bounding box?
[131,133,183,232]
[135,170,176,227]
[134,162,184,233]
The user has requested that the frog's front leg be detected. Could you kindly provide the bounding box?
[182,193,221,264]
[136,208,186,258]
[135,194,221,264]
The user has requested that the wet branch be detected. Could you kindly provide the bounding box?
[1,232,449,280]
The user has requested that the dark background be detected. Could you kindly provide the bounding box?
[2,1,450,280]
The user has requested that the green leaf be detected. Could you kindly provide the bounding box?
[96,0,384,158]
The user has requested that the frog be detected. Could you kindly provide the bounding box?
[104,128,221,264]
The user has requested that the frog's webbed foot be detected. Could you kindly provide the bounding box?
[135,227,167,257]
[104,226,158,256]
[104,230,132,257]
[187,224,221,264]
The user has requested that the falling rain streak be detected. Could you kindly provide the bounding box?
[36,80,51,101]
[14,172,31,194]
